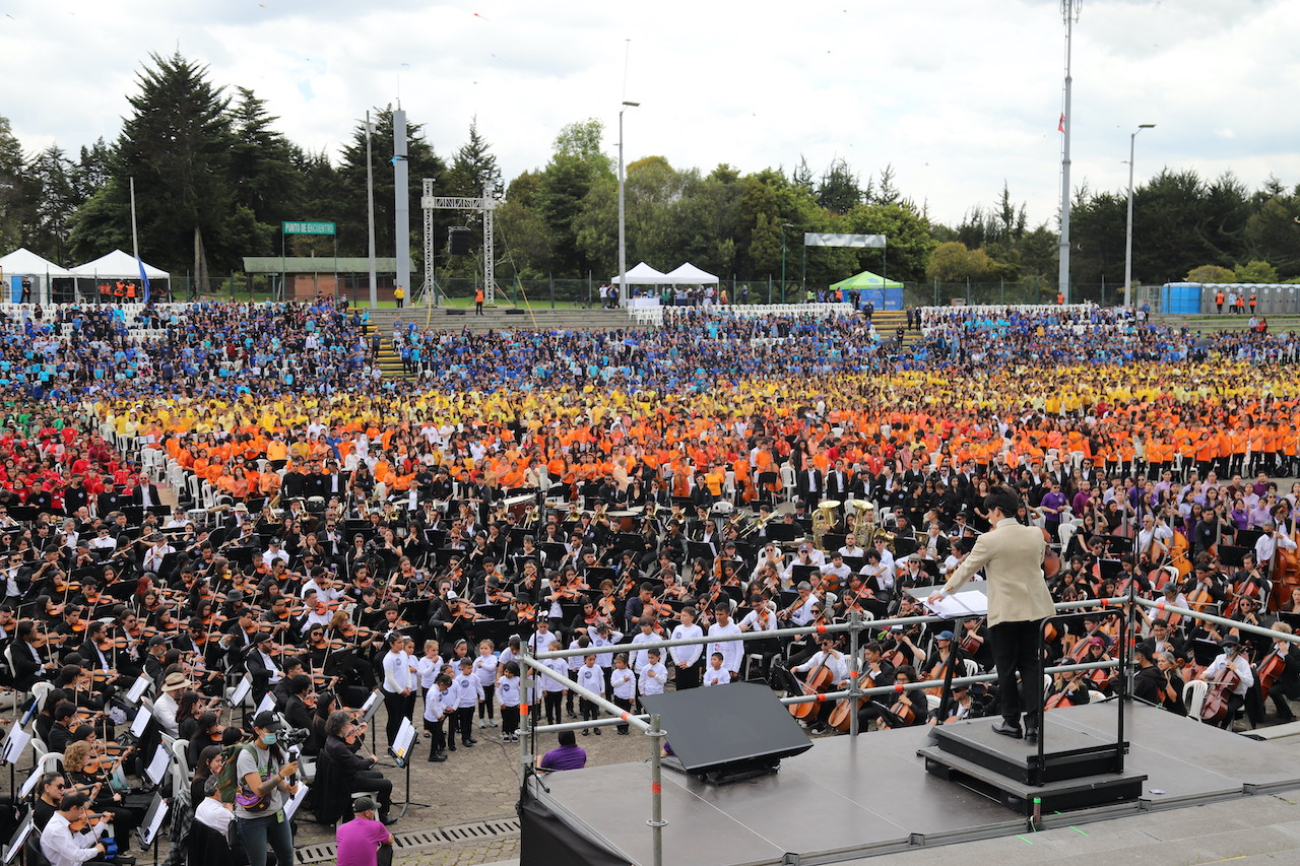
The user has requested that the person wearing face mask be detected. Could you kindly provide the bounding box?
[233,711,300,866]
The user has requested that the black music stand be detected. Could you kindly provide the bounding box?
[389,717,429,819]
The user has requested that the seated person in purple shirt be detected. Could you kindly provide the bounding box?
[535,730,588,771]
[337,795,394,866]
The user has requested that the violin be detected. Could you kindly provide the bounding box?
[67,811,109,832]
[450,599,483,622]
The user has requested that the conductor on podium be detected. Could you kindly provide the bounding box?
[929,486,1055,743]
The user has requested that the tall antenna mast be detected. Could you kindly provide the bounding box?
[1058,0,1080,304]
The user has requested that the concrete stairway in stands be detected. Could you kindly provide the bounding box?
[869,310,924,349]
[362,306,638,377]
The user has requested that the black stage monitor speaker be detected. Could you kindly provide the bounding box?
[643,682,811,784]
[448,226,473,255]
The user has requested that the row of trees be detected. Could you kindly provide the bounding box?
[1,53,1299,293]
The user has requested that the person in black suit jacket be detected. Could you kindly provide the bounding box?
[825,460,852,501]
[11,621,54,691]
[132,481,163,510]
[244,632,282,707]
[797,467,824,505]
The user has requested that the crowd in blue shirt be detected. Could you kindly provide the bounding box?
[0,302,1295,405]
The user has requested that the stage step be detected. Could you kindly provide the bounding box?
[930,718,1126,784]
[918,744,1146,815]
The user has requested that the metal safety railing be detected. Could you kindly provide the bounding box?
[518,594,1138,866]
[520,588,1300,866]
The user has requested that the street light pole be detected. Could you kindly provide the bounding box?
[1124,124,1155,309]
[781,223,793,305]
[617,101,639,308]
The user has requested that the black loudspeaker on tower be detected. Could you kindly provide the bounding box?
[448,226,472,255]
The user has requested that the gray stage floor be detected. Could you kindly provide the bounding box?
[537,702,1300,866]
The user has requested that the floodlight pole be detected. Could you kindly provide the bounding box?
[1124,124,1155,309]
[618,101,639,307]
[366,111,377,309]
[1058,0,1080,304]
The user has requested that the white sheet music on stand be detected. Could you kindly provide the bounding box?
[138,795,169,848]
[1,729,30,766]
[230,676,252,707]
[130,707,153,739]
[360,690,382,724]
[145,744,170,787]
[924,590,988,619]
[390,717,416,765]
[18,769,42,799]
[3,812,35,865]
[126,674,152,704]
[255,693,276,717]
[284,782,310,820]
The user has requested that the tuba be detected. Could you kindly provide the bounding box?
[813,500,840,549]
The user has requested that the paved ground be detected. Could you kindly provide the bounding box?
[293,709,651,864]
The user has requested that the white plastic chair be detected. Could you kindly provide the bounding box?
[1183,680,1207,719]
[39,751,63,775]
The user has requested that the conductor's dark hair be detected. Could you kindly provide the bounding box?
[984,486,1021,519]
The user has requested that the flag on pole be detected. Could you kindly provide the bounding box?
[1058,113,1066,133]
[136,255,151,304]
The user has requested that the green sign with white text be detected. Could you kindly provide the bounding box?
[282,221,336,236]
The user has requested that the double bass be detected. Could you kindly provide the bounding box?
[1269,518,1300,612]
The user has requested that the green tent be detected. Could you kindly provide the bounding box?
[829,270,903,290]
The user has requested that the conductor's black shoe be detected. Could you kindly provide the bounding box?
[992,720,1023,739]
[1024,726,1039,744]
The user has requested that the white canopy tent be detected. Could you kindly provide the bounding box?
[664,262,720,284]
[609,262,670,285]
[70,250,170,281]
[0,247,74,304]
[69,250,171,303]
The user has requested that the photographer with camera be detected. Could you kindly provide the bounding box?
[323,710,396,826]
[233,712,300,866]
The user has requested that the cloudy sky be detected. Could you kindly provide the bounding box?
[3,0,1297,228]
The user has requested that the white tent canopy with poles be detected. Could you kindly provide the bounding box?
[609,262,670,285]
[70,249,170,280]
[663,262,720,284]
[0,247,74,304]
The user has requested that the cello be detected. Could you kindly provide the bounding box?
[1255,649,1286,702]
[827,669,875,732]
[1201,646,1243,725]
[788,653,835,721]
